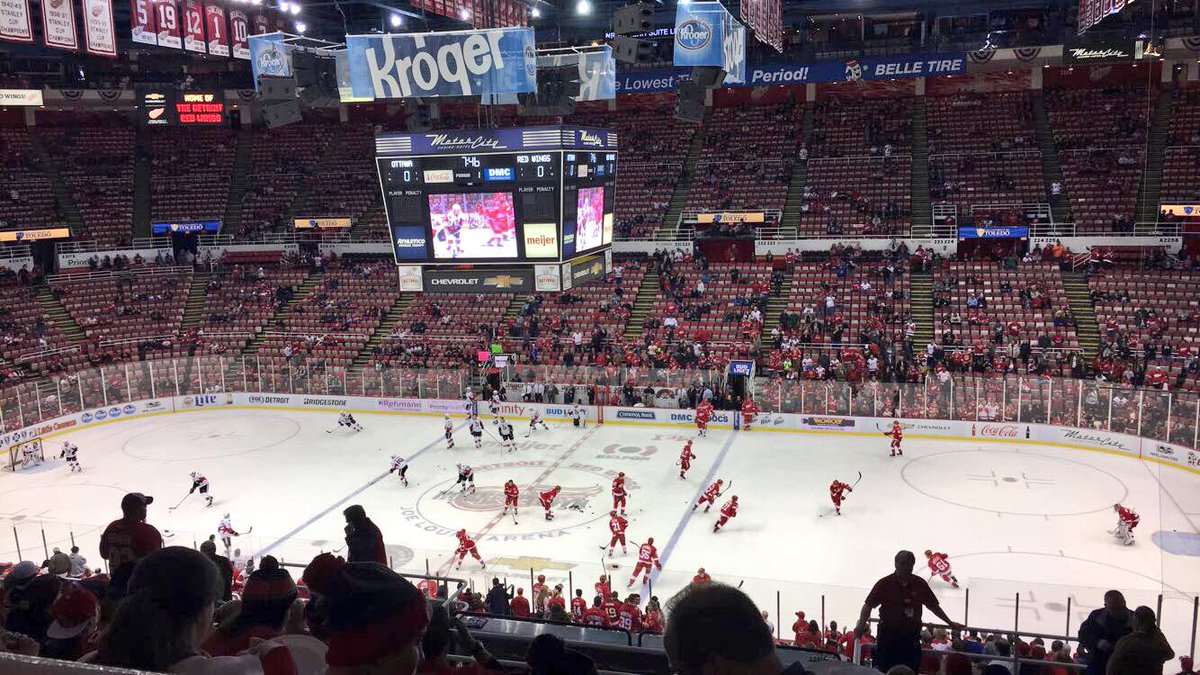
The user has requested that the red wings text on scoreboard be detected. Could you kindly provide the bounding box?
[139,90,226,126]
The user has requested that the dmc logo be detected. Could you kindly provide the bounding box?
[123,404,137,416]
[677,19,711,50]
[617,410,656,420]
[81,412,94,424]
[670,412,694,422]
[256,45,285,75]
[94,410,108,421]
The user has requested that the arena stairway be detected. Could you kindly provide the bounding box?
[28,135,85,241]
[908,271,934,347]
[239,273,321,357]
[778,107,815,238]
[659,112,710,239]
[623,267,660,341]
[909,98,931,236]
[222,130,254,237]
[757,272,792,354]
[34,286,85,344]
[1060,271,1100,358]
[349,293,414,369]
[1134,90,1172,224]
[180,274,210,331]
[132,126,153,238]
[1032,95,1072,226]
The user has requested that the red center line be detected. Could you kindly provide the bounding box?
[438,424,601,576]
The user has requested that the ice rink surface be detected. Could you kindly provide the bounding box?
[4,408,1199,650]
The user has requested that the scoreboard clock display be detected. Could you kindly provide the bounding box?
[376,126,617,265]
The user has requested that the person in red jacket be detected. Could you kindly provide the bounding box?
[741,397,759,431]
[692,568,712,586]
[509,588,531,617]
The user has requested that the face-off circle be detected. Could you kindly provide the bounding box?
[901,449,1129,516]
[121,413,302,460]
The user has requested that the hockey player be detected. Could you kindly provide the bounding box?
[454,529,485,569]
[389,455,409,486]
[189,471,214,507]
[570,402,585,428]
[692,568,712,586]
[571,589,588,621]
[692,479,725,512]
[539,485,561,520]
[595,574,612,599]
[498,418,517,453]
[526,410,550,436]
[678,440,696,479]
[612,472,629,515]
[924,550,959,588]
[532,575,548,613]
[627,537,661,586]
[583,598,607,627]
[601,592,622,627]
[741,397,759,431]
[884,420,903,457]
[503,480,520,517]
[455,463,476,493]
[20,442,41,468]
[695,399,713,437]
[464,390,477,416]
[830,479,852,515]
[489,392,502,424]
[444,414,456,449]
[617,595,643,632]
[60,441,81,472]
[713,495,739,532]
[1113,503,1140,546]
[606,510,628,557]
[469,415,485,449]
[218,513,245,553]
[335,411,363,433]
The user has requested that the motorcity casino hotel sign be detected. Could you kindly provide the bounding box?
[615,52,967,93]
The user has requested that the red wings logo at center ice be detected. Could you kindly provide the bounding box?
[447,485,602,511]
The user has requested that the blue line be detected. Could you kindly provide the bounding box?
[256,422,466,558]
[652,430,739,581]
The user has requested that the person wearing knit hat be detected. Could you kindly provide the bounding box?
[42,584,100,660]
[303,552,430,674]
[205,555,300,656]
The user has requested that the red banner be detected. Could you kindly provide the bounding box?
[82,0,117,55]
[740,0,781,52]
[252,12,267,34]
[228,8,248,59]
[155,0,180,48]
[42,0,79,50]
[182,0,204,52]
[130,0,155,44]
[204,0,227,56]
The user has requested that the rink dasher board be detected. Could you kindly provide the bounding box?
[2,394,1197,477]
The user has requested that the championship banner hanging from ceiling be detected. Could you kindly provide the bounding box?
[740,0,781,52]
[0,0,34,43]
[42,0,80,51]
[82,0,117,56]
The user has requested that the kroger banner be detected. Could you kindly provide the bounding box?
[346,27,536,101]
[249,32,291,91]
[674,2,745,84]
[538,47,615,101]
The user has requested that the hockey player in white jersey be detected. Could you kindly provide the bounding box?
[333,411,363,432]
[497,418,517,453]
[570,402,585,428]
[189,471,214,506]
[444,414,456,449]
[218,513,250,552]
[464,390,477,416]
[526,410,551,437]
[489,392,502,424]
[469,415,485,448]
[456,463,476,493]
[390,455,410,486]
[59,441,81,472]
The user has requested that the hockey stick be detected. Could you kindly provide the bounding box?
[168,493,192,511]
[737,580,744,589]
[851,471,863,488]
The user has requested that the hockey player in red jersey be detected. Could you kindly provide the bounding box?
[1113,503,1140,545]
[679,441,696,479]
[643,597,664,634]
[503,480,520,517]
[885,420,904,457]
[571,589,588,622]
[830,479,852,515]
[696,400,713,437]
[583,598,607,627]
[454,529,486,570]
[741,397,759,431]
[532,574,547,613]
[601,592,622,627]
[606,511,628,557]
[628,537,662,586]
[539,486,561,520]
[595,574,611,599]
[692,568,712,586]
[713,495,739,532]
[924,550,959,588]
[692,479,725,512]
[612,472,628,514]
[617,595,643,632]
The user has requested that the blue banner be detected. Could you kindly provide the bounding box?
[249,33,291,92]
[538,47,616,101]
[152,220,221,235]
[957,226,1029,239]
[346,28,536,101]
[674,1,745,82]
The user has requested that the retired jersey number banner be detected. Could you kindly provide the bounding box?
[130,0,155,43]
[346,27,536,101]
[229,9,249,59]
[740,0,780,52]
[155,0,181,49]
[42,0,79,51]
[204,1,227,56]
[82,0,116,55]
[673,2,745,84]
[182,0,205,52]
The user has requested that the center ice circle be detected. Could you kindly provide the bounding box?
[901,449,1128,516]
[121,413,302,460]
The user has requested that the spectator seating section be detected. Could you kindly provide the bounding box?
[0,129,60,232]
[687,104,801,212]
[148,127,234,223]
[37,122,135,246]
[810,97,912,157]
[1160,90,1200,203]
[239,122,335,238]
[799,157,912,236]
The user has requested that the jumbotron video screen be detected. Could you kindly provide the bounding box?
[375,126,617,265]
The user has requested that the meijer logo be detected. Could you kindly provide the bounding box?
[676,19,711,50]
[364,32,510,98]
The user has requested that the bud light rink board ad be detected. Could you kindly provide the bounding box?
[376,126,617,265]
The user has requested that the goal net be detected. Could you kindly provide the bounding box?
[7,438,45,471]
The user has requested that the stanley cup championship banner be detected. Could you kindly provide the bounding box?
[537,47,616,101]
[673,2,746,84]
[346,27,536,101]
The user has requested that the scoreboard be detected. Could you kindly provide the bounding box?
[138,90,227,126]
[376,126,617,264]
